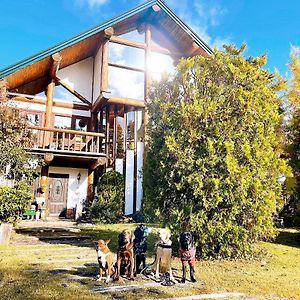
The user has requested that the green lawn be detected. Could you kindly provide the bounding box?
[0,224,299,300]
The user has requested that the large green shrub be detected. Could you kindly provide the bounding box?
[144,45,288,258]
[0,181,33,224]
[91,170,124,223]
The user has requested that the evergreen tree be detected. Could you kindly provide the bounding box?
[144,45,287,258]
[286,48,300,225]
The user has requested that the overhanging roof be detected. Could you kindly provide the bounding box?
[0,0,212,91]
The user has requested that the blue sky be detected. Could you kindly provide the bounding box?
[0,0,299,76]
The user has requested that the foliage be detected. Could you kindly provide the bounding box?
[0,79,36,181]
[91,170,124,223]
[0,181,33,224]
[285,47,300,226]
[144,44,288,258]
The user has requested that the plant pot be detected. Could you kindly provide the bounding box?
[0,223,13,245]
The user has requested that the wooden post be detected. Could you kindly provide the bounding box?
[44,79,55,147]
[44,53,61,147]
[105,106,110,163]
[113,105,118,162]
[40,165,49,207]
[101,41,109,92]
[87,169,94,205]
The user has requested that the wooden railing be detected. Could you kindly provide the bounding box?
[28,126,105,155]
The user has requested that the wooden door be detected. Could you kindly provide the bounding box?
[48,173,69,216]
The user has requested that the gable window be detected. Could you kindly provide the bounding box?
[108,42,145,101]
[148,52,176,82]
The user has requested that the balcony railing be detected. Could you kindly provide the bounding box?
[28,126,106,155]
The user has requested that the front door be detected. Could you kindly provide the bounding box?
[48,173,69,216]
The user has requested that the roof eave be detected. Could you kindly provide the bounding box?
[0,0,212,79]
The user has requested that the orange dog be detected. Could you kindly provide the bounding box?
[95,240,115,283]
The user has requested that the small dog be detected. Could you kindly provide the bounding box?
[179,232,196,283]
[133,224,150,274]
[115,229,135,281]
[94,239,115,283]
[152,228,174,282]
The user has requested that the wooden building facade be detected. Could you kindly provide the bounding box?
[0,0,211,218]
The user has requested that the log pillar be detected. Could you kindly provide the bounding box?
[40,165,49,204]
[44,79,55,147]
[87,169,94,205]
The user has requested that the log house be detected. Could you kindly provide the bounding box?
[0,0,211,218]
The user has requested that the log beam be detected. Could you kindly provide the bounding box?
[92,94,109,112]
[104,27,114,39]
[108,96,145,108]
[49,53,62,79]
[90,157,107,170]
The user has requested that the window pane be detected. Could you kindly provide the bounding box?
[54,116,71,129]
[53,85,80,103]
[108,66,144,100]
[26,113,41,126]
[109,42,144,70]
[119,29,145,43]
[116,117,124,158]
[127,112,135,150]
[148,52,176,81]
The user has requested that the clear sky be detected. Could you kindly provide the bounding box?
[0,0,299,76]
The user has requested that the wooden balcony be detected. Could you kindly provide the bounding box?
[28,126,106,158]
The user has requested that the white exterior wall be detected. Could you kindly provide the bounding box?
[136,142,144,211]
[115,158,123,175]
[125,150,134,215]
[48,167,88,209]
[93,47,102,103]
[57,57,94,102]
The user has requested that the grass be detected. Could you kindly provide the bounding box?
[0,224,299,300]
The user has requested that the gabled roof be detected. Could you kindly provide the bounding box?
[0,0,212,92]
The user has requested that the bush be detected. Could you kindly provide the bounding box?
[91,171,124,223]
[0,181,33,224]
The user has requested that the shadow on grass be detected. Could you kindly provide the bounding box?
[274,228,300,248]
[0,263,175,300]
[14,223,161,254]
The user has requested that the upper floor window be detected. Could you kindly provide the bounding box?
[148,52,176,82]
[119,29,145,43]
[108,42,145,101]
[26,113,42,126]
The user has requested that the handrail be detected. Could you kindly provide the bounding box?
[28,126,105,138]
[28,126,105,154]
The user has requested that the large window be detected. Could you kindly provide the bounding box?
[148,52,176,82]
[108,42,145,101]
[108,66,144,100]
[109,43,144,69]
[119,29,145,43]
